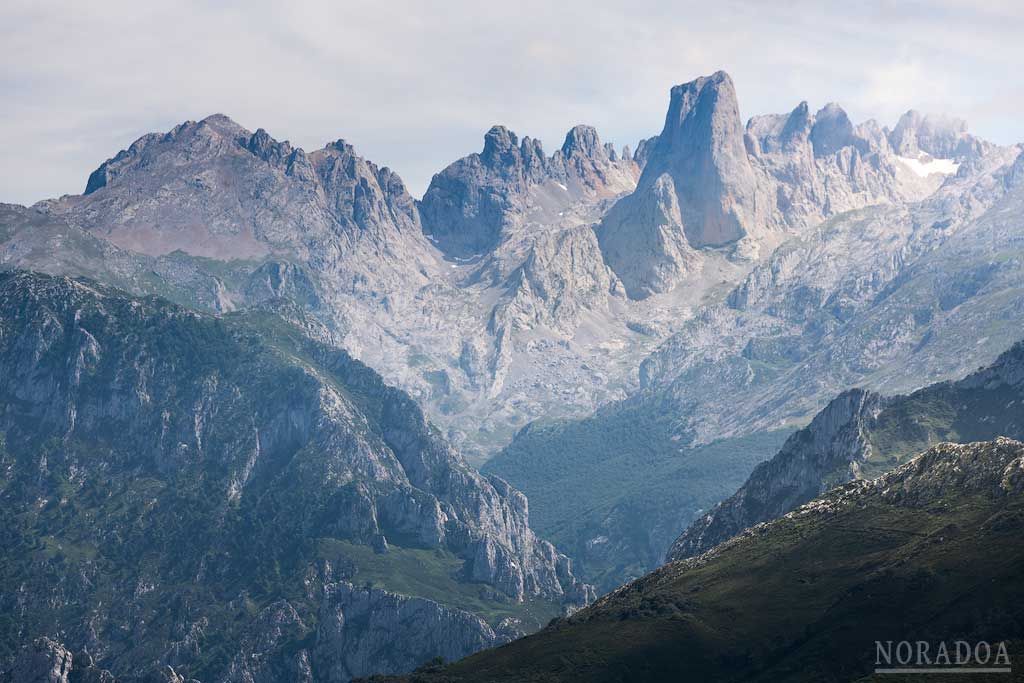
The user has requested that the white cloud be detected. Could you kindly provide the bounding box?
[860,61,954,122]
[1,0,1022,205]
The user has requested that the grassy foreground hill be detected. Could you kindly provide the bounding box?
[373,439,1024,682]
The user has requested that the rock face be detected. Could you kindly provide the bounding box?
[3,638,73,683]
[669,339,1024,560]
[496,133,1022,586]
[668,389,882,560]
[67,115,428,271]
[598,71,764,298]
[376,438,1024,682]
[488,225,616,336]
[611,140,1024,449]
[216,582,520,683]
[598,72,958,300]
[639,71,762,248]
[0,271,590,682]
[310,583,512,682]
[420,124,639,258]
[745,101,939,233]
[888,109,975,159]
[0,638,122,683]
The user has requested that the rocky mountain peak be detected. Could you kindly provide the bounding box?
[420,121,637,258]
[482,125,520,161]
[597,70,765,298]
[58,116,435,266]
[198,111,244,129]
[560,124,605,160]
[631,135,658,168]
[809,102,860,156]
[83,114,246,195]
[745,101,813,156]
[323,137,357,155]
[889,109,971,158]
[244,126,296,165]
[779,101,813,147]
[655,70,745,163]
[647,69,754,198]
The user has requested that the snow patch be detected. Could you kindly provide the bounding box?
[897,154,959,178]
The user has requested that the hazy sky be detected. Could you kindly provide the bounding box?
[3,0,1023,205]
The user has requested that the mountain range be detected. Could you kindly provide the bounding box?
[484,74,1024,588]
[3,67,1024,681]
[7,70,1008,466]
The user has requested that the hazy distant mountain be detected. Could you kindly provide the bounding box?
[376,438,1024,682]
[597,71,948,300]
[420,124,639,259]
[2,116,652,459]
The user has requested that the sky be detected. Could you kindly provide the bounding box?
[2,0,1023,205]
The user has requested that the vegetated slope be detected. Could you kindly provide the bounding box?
[0,271,589,683]
[376,439,1024,683]
[484,407,790,591]
[672,338,1024,560]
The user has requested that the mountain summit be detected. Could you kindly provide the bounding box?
[597,71,961,300]
[419,123,638,258]
[598,71,765,298]
[639,70,761,248]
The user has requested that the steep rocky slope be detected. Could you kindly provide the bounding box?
[420,124,638,259]
[64,115,429,272]
[0,271,589,682]
[378,438,1024,682]
[597,71,945,300]
[633,141,1023,445]
[488,128,1020,590]
[670,337,1024,560]
[597,71,769,298]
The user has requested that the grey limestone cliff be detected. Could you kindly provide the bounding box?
[420,124,639,259]
[598,72,957,300]
[0,271,590,682]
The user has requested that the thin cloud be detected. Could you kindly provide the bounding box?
[1,0,1022,205]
